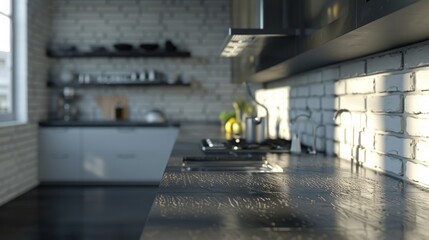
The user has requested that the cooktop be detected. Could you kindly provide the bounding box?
[201,138,291,154]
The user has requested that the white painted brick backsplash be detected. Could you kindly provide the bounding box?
[307,72,322,83]
[404,94,429,114]
[257,37,429,187]
[338,143,352,160]
[297,86,310,97]
[344,128,354,144]
[310,84,324,96]
[322,96,338,110]
[414,70,429,91]
[324,125,335,140]
[292,98,307,109]
[367,53,402,74]
[367,114,403,133]
[367,95,403,113]
[311,111,323,123]
[346,76,375,94]
[324,81,335,96]
[339,95,366,112]
[340,61,366,78]
[415,139,429,163]
[375,73,414,93]
[405,161,429,186]
[405,44,429,69]
[334,127,346,143]
[360,130,375,149]
[406,116,429,137]
[374,134,414,159]
[335,80,346,95]
[365,151,403,175]
[307,97,321,110]
[322,67,340,81]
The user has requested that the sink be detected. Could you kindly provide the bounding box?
[181,156,283,173]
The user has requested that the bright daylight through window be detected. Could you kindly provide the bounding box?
[0,0,13,121]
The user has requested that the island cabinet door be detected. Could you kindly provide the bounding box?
[81,127,179,182]
[39,128,82,181]
[81,150,170,182]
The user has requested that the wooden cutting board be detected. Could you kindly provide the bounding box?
[96,96,128,120]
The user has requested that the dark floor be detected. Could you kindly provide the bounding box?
[0,185,159,240]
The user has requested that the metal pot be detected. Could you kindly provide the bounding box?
[144,109,166,123]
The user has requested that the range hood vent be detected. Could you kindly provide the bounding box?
[221,0,299,57]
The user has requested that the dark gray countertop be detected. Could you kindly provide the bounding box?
[141,124,429,239]
[39,120,180,127]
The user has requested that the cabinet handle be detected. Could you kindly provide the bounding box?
[116,154,137,159]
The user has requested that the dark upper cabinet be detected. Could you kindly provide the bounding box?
[356,0,419,27]
[240,0,429,83]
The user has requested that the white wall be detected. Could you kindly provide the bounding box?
[257,40,429,188]
[0,0,51,205]
[49,0,245,121]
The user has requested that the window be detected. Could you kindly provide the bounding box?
[0,0,13,121]
[0,0,27,123]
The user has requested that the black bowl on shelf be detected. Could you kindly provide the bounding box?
[140,43,160,52]
[113,43,134,52]
[165,40,178,52]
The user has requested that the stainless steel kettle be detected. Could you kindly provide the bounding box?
[245,117,266,143]
[144,109,167,123]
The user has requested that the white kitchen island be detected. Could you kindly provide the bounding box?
[38,121,179,184]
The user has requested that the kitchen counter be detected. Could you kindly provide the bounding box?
[39,120,180,127]
[140,124,429,239]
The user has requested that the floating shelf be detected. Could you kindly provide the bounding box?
[47,81,191,88]
[46,50,191,58]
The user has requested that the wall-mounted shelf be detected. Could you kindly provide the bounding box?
[46,50,191,58]
[47,81,191,88]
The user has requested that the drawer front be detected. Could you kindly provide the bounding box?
[82,150,171,182]
[39,151,81,181]
[82,127,178,151]
[39,128,81,152]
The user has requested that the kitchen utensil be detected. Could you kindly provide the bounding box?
[245,117,266,143]
[144,109,166,123]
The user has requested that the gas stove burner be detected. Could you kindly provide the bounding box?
[201,138,291,154]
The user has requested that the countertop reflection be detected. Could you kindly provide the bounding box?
[141,124,429,239]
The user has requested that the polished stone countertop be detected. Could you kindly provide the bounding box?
[39,120,180,127]
[141,124,429,239]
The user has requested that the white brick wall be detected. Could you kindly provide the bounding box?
[414,70,429,91]
[367,53,402,74]
[375,73,414,93]
[0,0,51,205]
[50,0,241,121]
[346,76,374,94]
[367,95,403,113]
[260,40,429,188]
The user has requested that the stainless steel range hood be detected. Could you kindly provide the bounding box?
[221,0,299,57]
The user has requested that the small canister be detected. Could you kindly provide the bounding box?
[245,117,266,143]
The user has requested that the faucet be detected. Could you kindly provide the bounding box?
[333,109,354,160]
[309,123,325,155]
[333,109,351,122]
